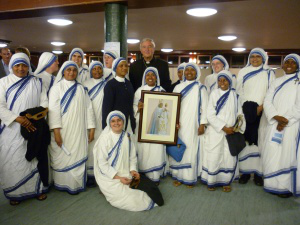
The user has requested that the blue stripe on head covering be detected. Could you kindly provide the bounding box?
[113,57,126,72]
[69,48,84,66]
[284,55,300,70]
[143,68,158,85]
[250,50,266,63]
[105,52,117,59]
[177,66,185,71]
[218,73,232,88]
[89,62,104,77]
[212,56,226,67]
[109,113,125,124]
[62,62,78,76]
[39,55,57,74]
[11,59,30,69]
[184,64,199,81]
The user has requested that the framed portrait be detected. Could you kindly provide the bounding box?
[138,91,181,145]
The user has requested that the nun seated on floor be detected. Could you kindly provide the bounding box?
[93,111,163,211]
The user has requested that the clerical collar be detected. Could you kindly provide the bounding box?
[143,57,155,67]
[115,76,125,82]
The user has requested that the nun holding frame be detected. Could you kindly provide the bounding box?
[137,91,181,145]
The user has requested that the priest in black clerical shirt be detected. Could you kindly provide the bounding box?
[129,38,172,92]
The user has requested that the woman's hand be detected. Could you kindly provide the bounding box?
[130,170,140,180]
[257,105,263,116]
[138,101,144,111]
[15,116,36,132]
[198,124,205,135]
[88,128,95,143]
[222,126,235,135]
[113,175,132,185]
[273,115,289,127]
[53,128,63,147]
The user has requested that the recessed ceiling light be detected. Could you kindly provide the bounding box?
[127,39,140,44]
[186,8,217,17]
[52,50,63,54]
[0,43,7,47]
[161,48,173,53]
[48,19,73,26]
[232,47,246,52]
[101,50,105,53]
[51,42,65,46]
[168,61,173,64]
[218,35,237,41]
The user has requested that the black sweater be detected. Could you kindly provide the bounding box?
[102,78,136,132]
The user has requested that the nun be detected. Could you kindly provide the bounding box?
[48,61,95,194]
[103,50,119,79]
[170,63,185,92]
[83,61,110,187]
[102,57,136,133]
[202,70,245,192]
[69,48,89,83]
[34,52,59,97]
[170,62,208,188]
[205,55,236,96]
[236,48,276,186]
[262,54,300,198]
[133,67,167,183]
[0,53,48,205]
[93,111,157,211]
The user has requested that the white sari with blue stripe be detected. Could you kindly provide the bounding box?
[35,71,55,97]
[202,88,245,187]
[93,130,155,211]
[0,74,48,201]
[169,80,208,185]
[83,76,111,178]
[236,65,275,176]
[262,72,300,196]
[48,79,95,194]
[133,85,167,182]
[205,73,237,96]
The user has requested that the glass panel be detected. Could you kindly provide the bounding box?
[180,56,190,63]
[198,56,210,65]
[268,56,282,65]
[168,56,179,65]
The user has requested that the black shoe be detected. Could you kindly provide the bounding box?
[86,177,97,188]
[278,193,293,198]
[239,174,251,184]
[254,174,264,186]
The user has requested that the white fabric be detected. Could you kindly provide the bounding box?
[35,71,55,96]
[133,85,167,182]
[236,50,276,176]
[83,77,106,177]
[93,111,155,211]
[68,48,89,83]
[169,79,208,184]
[0,72,48,200]
[202,88,245,187]
[9,53,32,75]
[48,78,95,194]
[34,52,56,76]
[262,71,300,195]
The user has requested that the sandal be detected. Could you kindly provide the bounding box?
[36,193,47,201]
[10,200,20,206]
[173,181,182,187]
[223,186,231,192]
[208,187,216,191]
[186,185,194,189]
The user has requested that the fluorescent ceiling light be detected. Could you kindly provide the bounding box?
[127,39,140,44]
[161,48,173,52]
[0,43,7,47]
[186,8,217,17]
[52,50,63,54]
[218,35,237,41]
[48,19,73,26]
[232,47,246,52]
[51,42,65,46]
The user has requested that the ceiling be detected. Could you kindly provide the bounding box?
[0,0,300,54]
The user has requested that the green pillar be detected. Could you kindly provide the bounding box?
[104,3,128,58]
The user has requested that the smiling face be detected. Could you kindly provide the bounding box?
[249,54,263,67]
[104,54,114,69]
[110,116,124,134]
[64,66,78,81]
[218,77,230,91]
[92,65,103,79]
[145,71,157,86]
[115,61,128,78]
[140,40,155,61]
[184,66,197,81]
[71,52,82,67]
[283,59,298,74]
[12,63,29,78]
[212,59,224,73]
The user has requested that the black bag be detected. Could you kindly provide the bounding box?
[226,132,246,156]
[130,174,164,206]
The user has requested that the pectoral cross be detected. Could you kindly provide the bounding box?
[294,78,299,84]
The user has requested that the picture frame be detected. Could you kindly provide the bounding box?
[138,91,181,145]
